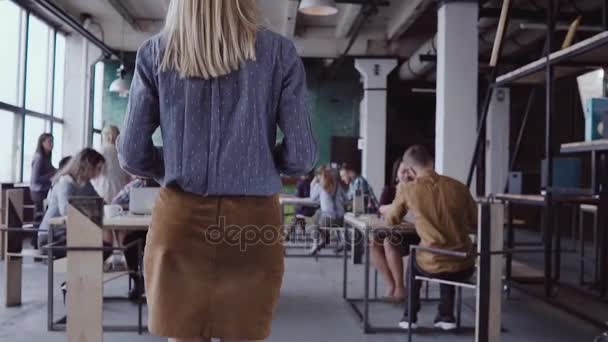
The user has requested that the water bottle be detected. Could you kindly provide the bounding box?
[353,189,364,215]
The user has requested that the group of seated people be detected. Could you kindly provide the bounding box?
[294,163,378,255]
[297,145,477,331]
[35,126,154,301]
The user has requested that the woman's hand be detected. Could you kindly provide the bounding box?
[378,204,391,216]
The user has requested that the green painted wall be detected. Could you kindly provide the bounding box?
[99,57,362,165]
[304,59,362,165]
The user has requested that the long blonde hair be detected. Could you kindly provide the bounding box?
[52,148,105,185]
[160,0,258,79]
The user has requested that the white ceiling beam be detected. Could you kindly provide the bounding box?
[106,0,142,31]
[386,0,434,40]
[335,4,361,38]
[300,26,385,40]
[292,38,401,58]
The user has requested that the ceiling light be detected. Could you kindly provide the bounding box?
[299,0,338,16]
[109,64,130,97]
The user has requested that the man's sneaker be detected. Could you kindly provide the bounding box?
[398,316,418,330]
[433,315,457,331]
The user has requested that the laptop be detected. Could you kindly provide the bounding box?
[129,187,160,215]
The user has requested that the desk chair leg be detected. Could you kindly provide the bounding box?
[4,255,22,307]
[0,230,5,261]
[571,205,577,251]
[373,269,378,299]
[407,252,415,342]
[579,209,585,286]
[554,205,562,282]
[137,239,144,335]
[456,287,462,329]
[594,211,600,286]
[505,202,513,298]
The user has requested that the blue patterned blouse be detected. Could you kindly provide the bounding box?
[117,29,317,196]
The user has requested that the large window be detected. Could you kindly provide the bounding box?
[0,2,22,106]
[0,111,19,182]
[92,62,104,151]
[0,2,65,183]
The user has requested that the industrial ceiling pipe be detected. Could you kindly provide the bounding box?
[29,0,120,61]
[398,0,602,80]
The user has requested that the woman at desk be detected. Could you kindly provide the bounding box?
[373,159,419,301]
[37,148,110,257]
[309,167,348,255]
[117,0,317,341]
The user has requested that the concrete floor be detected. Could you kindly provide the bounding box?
[0,252,602,342]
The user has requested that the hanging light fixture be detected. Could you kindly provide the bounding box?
[109,64,130,97]
[299,0,338,16]
[109,18,130,97]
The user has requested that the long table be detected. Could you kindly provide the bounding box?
[496,191,600,303]
[48,208,150,341]
[561,139,608,299]
[342,213,417,333]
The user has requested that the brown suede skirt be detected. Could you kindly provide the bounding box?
[144,187,284,339]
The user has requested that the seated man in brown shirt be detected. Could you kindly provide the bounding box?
[384,145,477,331]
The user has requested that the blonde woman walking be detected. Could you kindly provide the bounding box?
[118,1,317,341]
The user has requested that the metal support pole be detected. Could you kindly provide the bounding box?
[505,201,514,298]
[543,0,555,298]
[505,89,537,192]
[603,0,608,30]
[467,0,513,188]
[19,13,30,183]
[363,229,370,333]
[407,247,415,342]
[476,204,491,342]
[47,225,55,331]
[598,153,608,297]
[137,238,143,335]
[343,226,348,299]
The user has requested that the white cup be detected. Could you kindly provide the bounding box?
[104,204,123,218]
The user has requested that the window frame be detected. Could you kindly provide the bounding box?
[0,4,66,183]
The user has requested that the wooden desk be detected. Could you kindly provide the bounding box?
[560,139,608,320]
[49,209,150,341]
[344,213,416,232]
[48,214,151,230]
[342,213,417,334]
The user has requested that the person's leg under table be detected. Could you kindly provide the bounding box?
[123,231,147,300]
[401,260,422,326]
[370,237,395,297]
[434,267,475,330]
[383,238,404,299]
